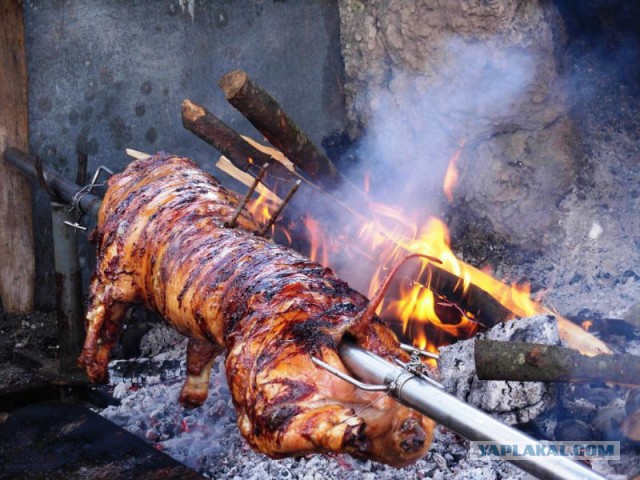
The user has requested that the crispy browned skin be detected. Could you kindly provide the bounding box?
[78,153,434,467]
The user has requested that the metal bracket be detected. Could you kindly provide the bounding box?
[63,221,88,231]
[393,357,444,389]
[71,165,114,214]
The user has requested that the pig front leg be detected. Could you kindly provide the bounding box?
[78,275,131,383]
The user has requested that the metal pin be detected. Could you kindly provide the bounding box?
[63,221,88,231]
[227,163,269,228]
[400,343,439,360]
[259,179,301,237]
[311,356,389,392]
[89,165,114,187]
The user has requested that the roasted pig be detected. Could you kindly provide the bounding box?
[78,153,434,467]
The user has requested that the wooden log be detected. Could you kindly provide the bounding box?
[475,339,640,386]
[181,99,298,195]
[419,263,513,329]
[0,0,35,313]
[218,70,344,189]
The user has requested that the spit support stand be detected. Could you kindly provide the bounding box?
[314,341,607,480]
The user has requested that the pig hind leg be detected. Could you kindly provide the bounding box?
[179,338,224,408]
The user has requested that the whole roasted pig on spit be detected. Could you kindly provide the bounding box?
[78,153,435,467]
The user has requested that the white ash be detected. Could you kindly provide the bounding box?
[100,324,531,480]
[438,315,559,425]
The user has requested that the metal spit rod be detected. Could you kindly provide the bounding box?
[339,342,605,480]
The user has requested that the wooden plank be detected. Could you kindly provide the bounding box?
[0,0,35,312]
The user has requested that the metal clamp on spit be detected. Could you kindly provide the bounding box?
[67,165,114,231]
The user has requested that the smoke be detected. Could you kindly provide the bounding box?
[296,38,538,294]
[351,39,535,211]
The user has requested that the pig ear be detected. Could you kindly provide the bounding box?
[355,253,442,327]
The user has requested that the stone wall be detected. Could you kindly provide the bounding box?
[338,0,580,250]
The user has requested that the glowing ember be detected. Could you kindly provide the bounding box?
[582,320,593,332]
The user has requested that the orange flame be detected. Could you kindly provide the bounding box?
[299,177,545,352]
[443,142,464,202]
[246,188,275,229]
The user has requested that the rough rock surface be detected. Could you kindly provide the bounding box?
[438,315,559,425]
[337,0,578,249]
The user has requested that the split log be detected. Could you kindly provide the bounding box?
[181,99,298,196]
[0,0,35,313]
[218,70,344,189]
[475,339,639,386]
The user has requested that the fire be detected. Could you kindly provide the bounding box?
[296,170,550,352]
[247,188,274,225]
[443,143,464,202]
[582,320,593,332]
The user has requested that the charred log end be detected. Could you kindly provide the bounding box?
[219,70,248,101]
[181,99,206,126]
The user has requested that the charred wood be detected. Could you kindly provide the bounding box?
[181,99,297,195]
[475,340,640,386]
[218,70,344,190]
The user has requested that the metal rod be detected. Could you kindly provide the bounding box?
[259,179,301,237]
[51,202,84,372]
[4,148,102,216]
[227,162,268,228]
[310,357,389,392]
[400,342,440,360]
[75,149,88,186]
[339,342,605,480]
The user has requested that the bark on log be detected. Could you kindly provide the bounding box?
[0,0,35,313]
[475,339,640,386]
[218,70,344,190]
[181,99,298,195]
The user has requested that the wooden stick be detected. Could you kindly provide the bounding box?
[181,99,296,195]
[475,340,640,386]
[125,147,282,204]
[0,0,35,313]
[218,70,344,189]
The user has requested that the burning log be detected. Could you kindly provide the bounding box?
[181,99,297,196]
[416,263,513,329]
[218,70,344,189]
[475,339,640,386]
